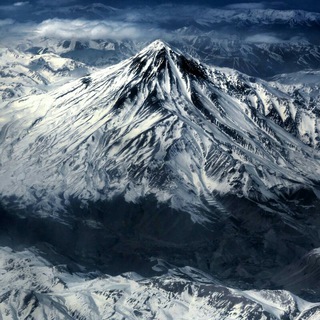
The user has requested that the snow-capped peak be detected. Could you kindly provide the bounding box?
[145,39,170,51]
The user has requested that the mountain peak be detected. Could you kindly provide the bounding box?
[130,39,207,82]
[137,39,175,58]
[146,39,171,51]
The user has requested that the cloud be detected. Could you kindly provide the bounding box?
[224,2,287,10]
[0,20,40,42]
[224,2,266,10]
[35,18,164,40]
[0,1,31,10]
[36,0,77,5]
[0,19,15,26]
[245,33,284,43]
[14,1,30,6]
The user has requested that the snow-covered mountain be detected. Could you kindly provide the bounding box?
[170,32,320,77]
[34,5,320,27]
[21,38,141,68]
[1,40,320,317]
[1,246,320,320]
[1,40,320,212]
[0,47,92,103]
[10,35,320,78]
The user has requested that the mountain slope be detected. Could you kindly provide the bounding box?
[1,40,320,219]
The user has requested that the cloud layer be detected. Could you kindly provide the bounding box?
[224,2,266,10]
[35,19,163,40]
[245,33,284,43]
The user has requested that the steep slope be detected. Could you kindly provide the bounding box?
[1,40,320,217]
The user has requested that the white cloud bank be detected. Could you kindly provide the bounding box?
[224,2,286,10]
[35,19,163,40]
[14,2,30,6]
[245,33,284,43]
[0,19,15,27]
